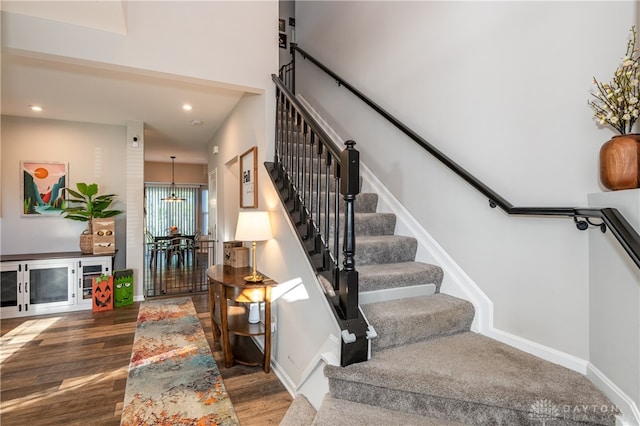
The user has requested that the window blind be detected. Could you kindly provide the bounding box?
[145,185,198,236]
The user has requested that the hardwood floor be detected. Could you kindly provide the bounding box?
[0,293,292,425]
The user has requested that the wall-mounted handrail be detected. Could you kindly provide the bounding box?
[291,43,640,269]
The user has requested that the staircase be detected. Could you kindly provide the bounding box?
[271,83,618,426]
[278,179,616,425]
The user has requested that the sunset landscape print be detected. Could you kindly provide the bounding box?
[22,161,67,216]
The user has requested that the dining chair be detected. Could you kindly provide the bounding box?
[145,231,166,268]
[184,231,201,266]
[166,236,185,267]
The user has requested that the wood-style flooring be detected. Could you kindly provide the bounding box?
[0,293,292,425]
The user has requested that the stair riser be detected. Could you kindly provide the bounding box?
[328,379,603,426]
[349,237,417,266]
[363,296,475,351]
[358,264,444,294]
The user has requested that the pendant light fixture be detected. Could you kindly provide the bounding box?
[162,156,185,202]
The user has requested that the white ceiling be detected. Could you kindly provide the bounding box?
[1,2,246,165]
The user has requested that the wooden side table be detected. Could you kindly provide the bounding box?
[207,265,277,373]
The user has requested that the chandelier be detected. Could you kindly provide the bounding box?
[162,156,185,202]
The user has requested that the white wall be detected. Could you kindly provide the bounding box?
[2,1,277,91]
[208,91,340,404]
[0,116,128,268]
[209,93,267,257]
[588,189,640,414]
[279,1,295,68]
[295,1,635,361]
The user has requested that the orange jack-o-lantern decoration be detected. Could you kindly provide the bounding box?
[92,275,113,312]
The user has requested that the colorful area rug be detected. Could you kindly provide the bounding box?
[121,297,239,425]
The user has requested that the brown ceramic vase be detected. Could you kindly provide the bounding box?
[599,134,640,190]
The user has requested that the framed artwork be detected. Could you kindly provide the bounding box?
[279,33,287,49]
[239,147,258,208]
[279,18,285,32]
[21,161,67,216]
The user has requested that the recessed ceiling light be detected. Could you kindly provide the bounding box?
[182,104,192,111]
[191,119,204,126]
[30,105,43,112]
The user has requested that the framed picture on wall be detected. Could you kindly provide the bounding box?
[21,161,67,216]
[279,33,287,49]
[239,147,258,208]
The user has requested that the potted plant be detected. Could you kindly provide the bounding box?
[63,183,123,254]
[588,26,640,190]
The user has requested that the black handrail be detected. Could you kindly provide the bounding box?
[291,43,640,269]
[272,73,342,160]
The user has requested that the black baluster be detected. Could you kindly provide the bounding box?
[324,152,332,272]
[315,141,323,255]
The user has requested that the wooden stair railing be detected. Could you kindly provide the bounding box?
[267,73,370,366]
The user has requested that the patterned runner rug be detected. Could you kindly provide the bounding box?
[121,297,239,425]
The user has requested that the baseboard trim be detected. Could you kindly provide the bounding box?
[485,327,588,374]
[268,346,333,410]
[270,354,296,396]
[485,327,640,425]
[587,363,640,425]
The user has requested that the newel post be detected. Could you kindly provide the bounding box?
[339,140,360,319]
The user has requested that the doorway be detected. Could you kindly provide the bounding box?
[143,183,214,297]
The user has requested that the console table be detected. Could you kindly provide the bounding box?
[207,265,277,373]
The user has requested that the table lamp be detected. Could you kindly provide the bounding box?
[235,211,273,282]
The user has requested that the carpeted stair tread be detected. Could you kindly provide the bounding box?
[279,394,317,426]
[325,332,616,425]
[359,262,443,293]
[323,212,396,237]
[362,293,474,351]
[355,235,418,265]
[311,395,465,426]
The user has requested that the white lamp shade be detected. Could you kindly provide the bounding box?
[235,211,273,242]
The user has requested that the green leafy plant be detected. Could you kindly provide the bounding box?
[63,183,123,230]
[588,26,640,135]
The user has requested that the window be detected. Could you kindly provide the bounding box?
[145,185,198,236]
[202,189,209,236]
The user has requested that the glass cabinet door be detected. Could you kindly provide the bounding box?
[29,267,71,305]
[1,263,23,315]
[25,260,74,314]
[77,259,110,307]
